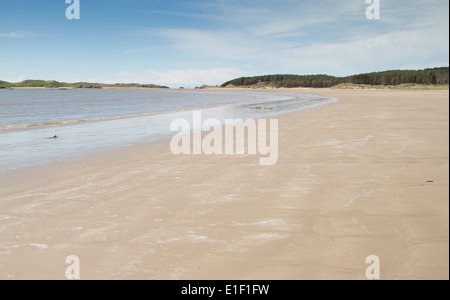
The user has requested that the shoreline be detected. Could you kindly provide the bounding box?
[3,85,449,91]
[0,89,448,280]
[3,87,172,90]
[0,89,335,173]
[0,90,337,183]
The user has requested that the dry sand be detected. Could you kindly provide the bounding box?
[0,89,448,280]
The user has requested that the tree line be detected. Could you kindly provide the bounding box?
[221,67,449,88]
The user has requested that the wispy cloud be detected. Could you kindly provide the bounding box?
[269,27,449,76]
[157,29,266,60]
[143,0,448,77]
[80,68,244,88]
[0,31,39,38]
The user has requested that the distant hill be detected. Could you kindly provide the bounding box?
[221,67,449,88]
[0,80,169,89]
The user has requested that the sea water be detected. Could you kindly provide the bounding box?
[0,89,336,172]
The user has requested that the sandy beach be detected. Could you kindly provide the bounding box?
[0,89,448,280]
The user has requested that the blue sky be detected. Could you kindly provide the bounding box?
[0,0,448,88]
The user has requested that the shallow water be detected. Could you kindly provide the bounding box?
[0,89,335,171]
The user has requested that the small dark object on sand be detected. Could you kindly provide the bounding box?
[426,180,435,183]
[47,135,59,139]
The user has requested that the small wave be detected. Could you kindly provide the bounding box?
[0,109,188,131]
[0,97,263,132]
[0,103,231,131]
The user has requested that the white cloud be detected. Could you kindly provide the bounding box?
[77,68,244,88]
[155,29,265,60]
[82,71,149,85]
[247,1,364,37]
[0,31,38,38]
[151,0,448,77]
[149,68,245,88]
[268,27,449,76]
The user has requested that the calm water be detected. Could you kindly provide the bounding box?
[0,89,336,171]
